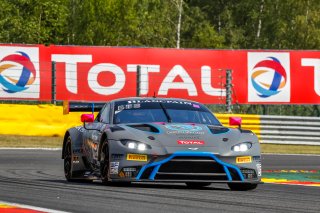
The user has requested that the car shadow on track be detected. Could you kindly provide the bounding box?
[126,183,229,191]
[39,179,229,191]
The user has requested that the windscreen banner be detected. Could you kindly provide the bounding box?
[0,44,319,104]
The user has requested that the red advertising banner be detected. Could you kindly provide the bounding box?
[0,44,319,104]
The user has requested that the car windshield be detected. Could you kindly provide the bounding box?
[113,100,221,125]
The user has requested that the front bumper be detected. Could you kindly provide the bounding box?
[115,152,262,183]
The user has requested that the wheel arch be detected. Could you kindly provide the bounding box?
[62,131,71,159]
[98,133,108,161]
[62,127,85,159]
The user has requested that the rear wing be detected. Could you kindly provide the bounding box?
[63,101,105,115]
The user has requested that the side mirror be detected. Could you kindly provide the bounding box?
[229,117,242,128]
[81,114,94,123]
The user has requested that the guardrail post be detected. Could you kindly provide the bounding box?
[51,61,56,105]
[136,65,141,97]
[226,69,232,113]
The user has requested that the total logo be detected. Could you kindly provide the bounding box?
[0,47,40,98]
[177,140,205,145]
[248,52,290,102]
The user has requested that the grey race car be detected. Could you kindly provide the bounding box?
[62,97,262,190]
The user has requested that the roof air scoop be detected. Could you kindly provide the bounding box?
[127,124,160,133]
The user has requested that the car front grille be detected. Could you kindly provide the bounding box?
[137,153,244,182]
[155,156,228,180]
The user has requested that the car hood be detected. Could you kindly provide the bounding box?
[112,123,255,148]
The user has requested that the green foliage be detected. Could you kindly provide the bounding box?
[0,0,319,115]
[1,0,319,49]
[0,0,69,44]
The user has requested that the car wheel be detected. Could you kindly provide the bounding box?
[185,182,211,188]
[227,183,258,191]
[64,136,73,181]
[100,140,110,184]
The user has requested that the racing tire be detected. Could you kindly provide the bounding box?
[100,140,110,184]
[227,183,258,191]
[64,136,74,181]
[185,182,211,188]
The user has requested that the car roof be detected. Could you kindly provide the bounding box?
[110,97,201,104]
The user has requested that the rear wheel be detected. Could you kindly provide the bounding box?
[185,182,211,188]
[64,137,73,181]
[228,183,258,191]
[100,140,110,184]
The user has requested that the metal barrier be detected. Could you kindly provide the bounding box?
[259,115,320,145]
[217,114,320,146]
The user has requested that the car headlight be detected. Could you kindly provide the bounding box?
[121,140,151,150]
[232,142,252,152]
[137,143,147,151]
[128,142,136,149]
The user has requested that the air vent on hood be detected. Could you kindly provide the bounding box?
[110,126,125,132]
[127,124,160,133]
[240,129,253,134]
[208,126,229,134]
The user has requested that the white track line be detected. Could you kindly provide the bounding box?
[0,200,69,213]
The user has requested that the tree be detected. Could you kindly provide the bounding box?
[0,0,69,44]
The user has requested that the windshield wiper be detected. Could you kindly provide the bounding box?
[159,102,172,123]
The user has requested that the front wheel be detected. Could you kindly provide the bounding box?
[64,136,73,181]
[100,140,110,184]
[228,183,258,191]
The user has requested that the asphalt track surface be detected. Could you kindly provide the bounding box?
[0,150,319,213]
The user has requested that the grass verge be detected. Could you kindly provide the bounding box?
[0,135,319,154]
[0,135,62,148]
[261,144,320,155]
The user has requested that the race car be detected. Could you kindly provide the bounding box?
[62,97,262,190]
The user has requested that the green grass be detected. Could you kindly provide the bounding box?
[261,144,320,155]
[0,135,319,154]
[0,135,63,148]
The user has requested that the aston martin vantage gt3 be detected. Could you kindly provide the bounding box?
[62,98,262,190]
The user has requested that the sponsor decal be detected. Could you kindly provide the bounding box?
[127,99,194,105]
[248,52,290,102]
[123,167,137,172]
[192,103,200,108]
[178,136,200,140]
[111,154,124,160]
[121,168,137,178]
[188,148,199,151]
[115,104,141,114]
[110,161,120,174]
[236,156,252,164]
[256,163,262,176]
[127,154,147,162]
[72,148,83,154]
[177,140,205,145]
[72,156,79,164]
[0,47,40,98]
[118,171,125,178]
[165,124,204,135]
[253,156,261,162]
[75,126,85,132]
